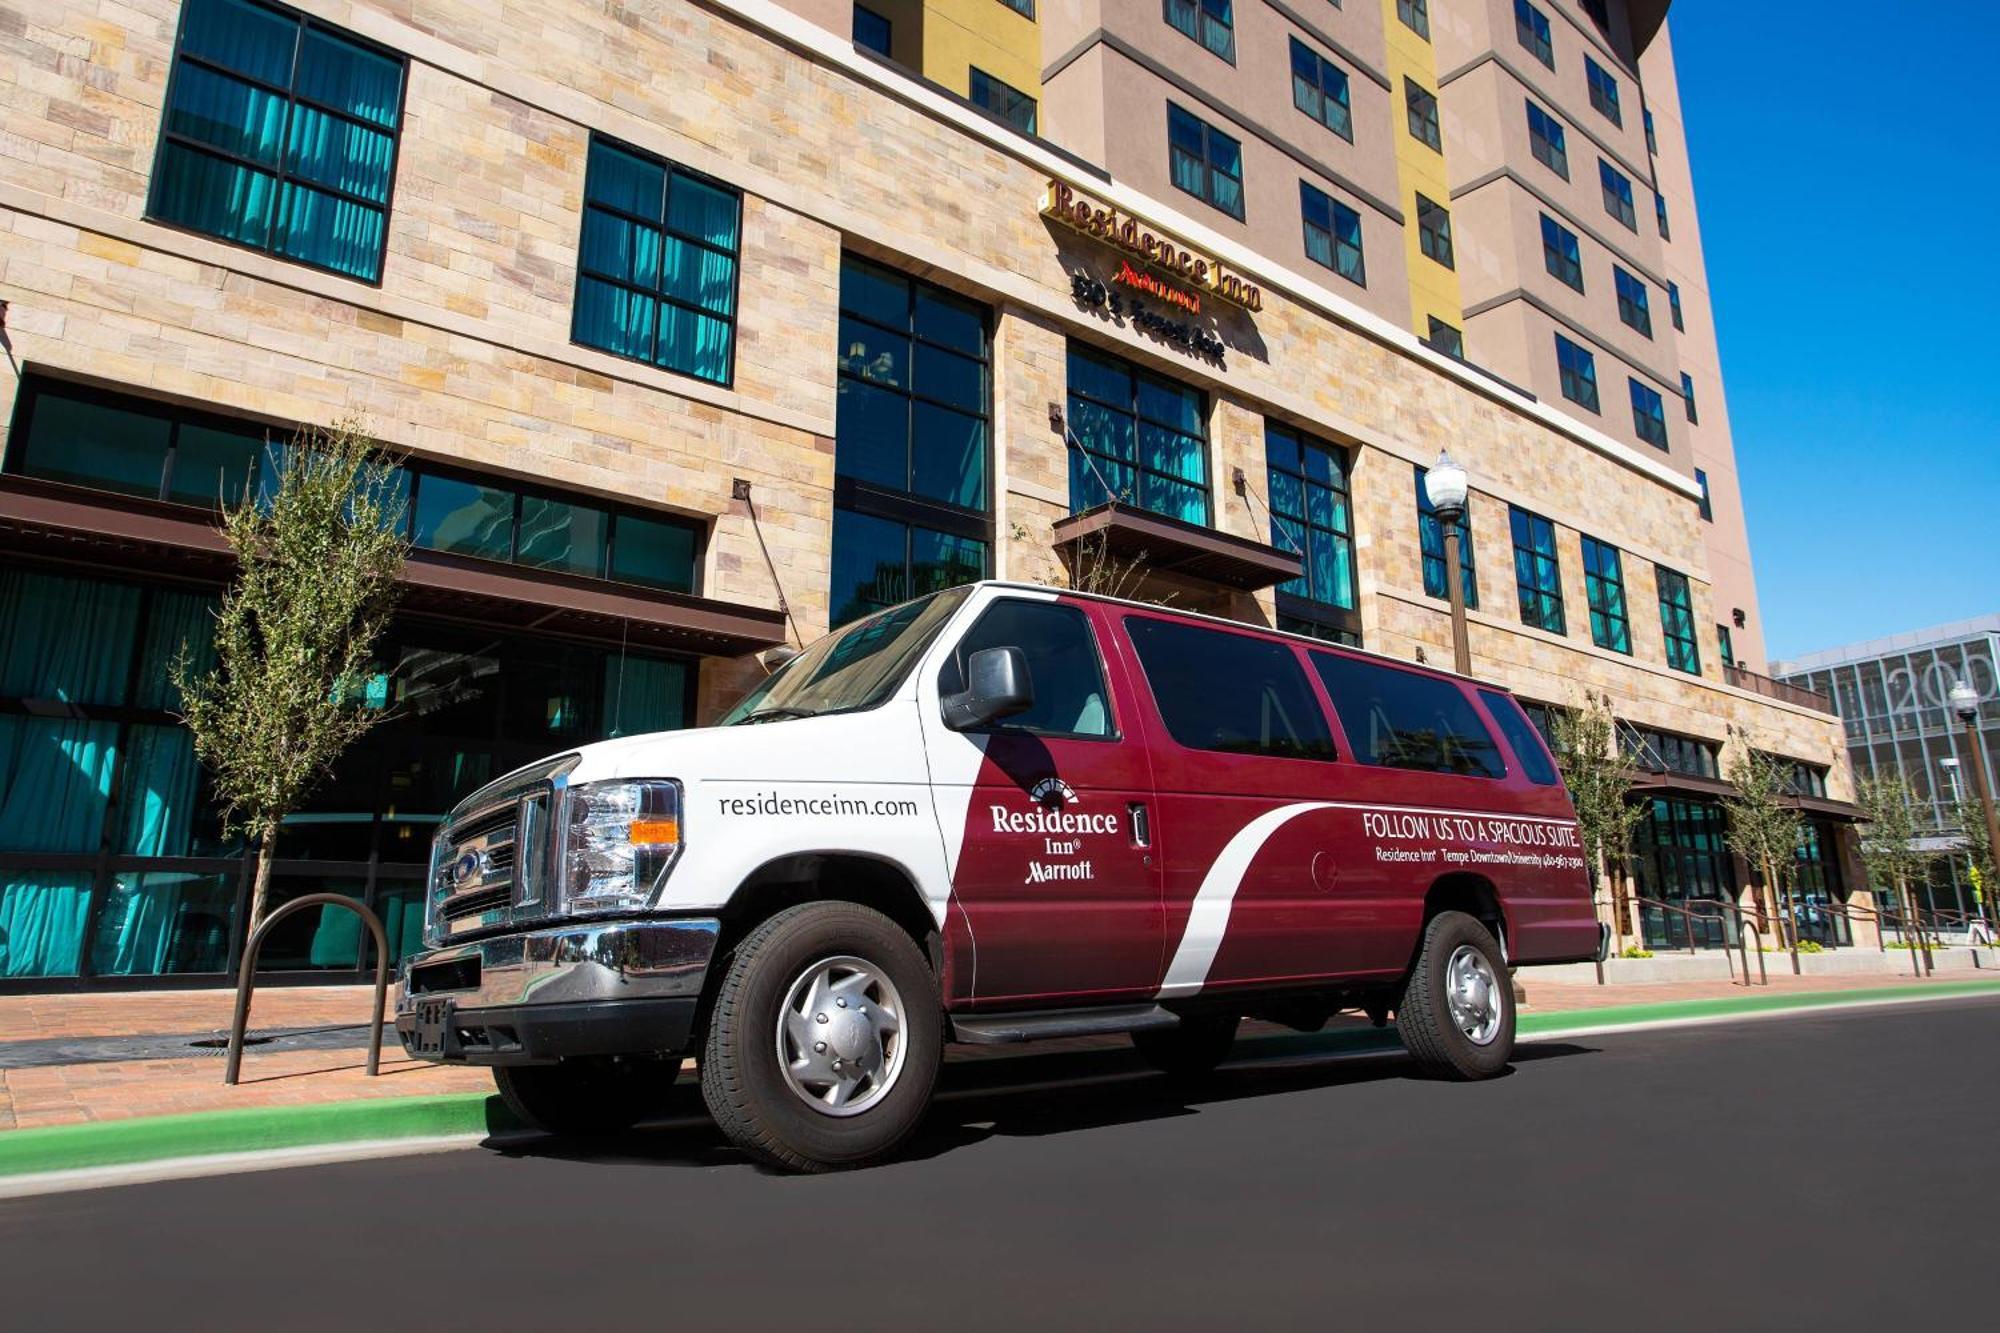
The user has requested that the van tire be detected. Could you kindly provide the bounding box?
[700,902,942,1172]
[494,1058,677,1135]
[1398,911,1514,1080]
[1132,1015,1240,1080]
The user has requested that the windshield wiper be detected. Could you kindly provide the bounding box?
[737,706,819,724]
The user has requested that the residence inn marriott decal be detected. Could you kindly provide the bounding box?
[1042,181,1265,312]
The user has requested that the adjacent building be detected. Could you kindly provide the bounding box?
[0,0,1848,990]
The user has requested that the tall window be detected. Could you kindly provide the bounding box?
[1301,182,1366,285]
[1405,78,1442,151]
[1585,55,1622,126]
[1682,372,1699,423]
[1542,214,1583,291]
[1717,622,1736,668]
[1695,467,1713,521]
[1555,333,1599,412]
[1509,507,1566,634]
[1515,1,1554,68]
[1416,195,1454,269]
[1644,108,1658,153]
[1165,0,1236,63]
[1168,103,1244,220]
[999,0,1036,15]
[1417,465,1478,608]
[1426,317,1465,359]
[1580,536,1631,653]
[1067,343,1209,524]
[1397,0,1430,39]
[1669,280,1685,331]
[573,135,741,386]
[1630,378,1668,448]
[1267,423,1357,635]
[1600,159,1637,230]
[1290,38,1354,141]
[1614,267,1652,337]
[1527,100,1569,179]
[1657,566,1701,674]
[853,5,892,55]
[1655,191,1671,239]
[148,0,406,282]
[831,258,991,626]
[969,67,1037,134]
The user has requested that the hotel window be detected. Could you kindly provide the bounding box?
[1417,465,1478,608]
[1657,566,1702,674]
[1669,280,1685,331]
[1165,0,1236,63]
[1397,0,1430,39]
[1426,317,1465,359]
[1267,423,1358,637]
[148,0,405,282]
[573,135,741,387]
[1644,108,1658,154]
[969,67,1037,134]
[1681,372,1698,423]
[1555,333,1599,412]
[1168,104,1244,220]
[1695,467,1713,521]
[1542,214,1583,292]
[1619,723,1719,780]
[832,258,992,626]
[1630,378,1668,449]
[1580,536,1632,654]
[1655,191,1671,240]
[1067,342,1210,524]
[1516,1,1554,69]
[1585,55,1621,126]
[1416,195,1454,270]
[853,5,892,55]
[1614,266,1652,337]
[1527,100,1569,179]
[1290,38,1354,142]
[1000,0,1036,16]
[1600,159,1636,230]
[1509,506,1566,635]
[1717,622,1736,668]
[1301,182,1366,285]
[1405,79,1442,152]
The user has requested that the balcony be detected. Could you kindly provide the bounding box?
[1724,663,1837,716]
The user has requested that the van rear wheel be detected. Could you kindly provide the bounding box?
[1397,911,1515,1080]
[1132,1014,1239,1080]
[700,902,942,1172]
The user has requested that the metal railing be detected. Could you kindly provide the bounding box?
[224,893,389,1086]
[1722,663,1836,715]
[1612,896,1764,986]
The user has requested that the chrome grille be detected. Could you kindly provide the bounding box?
[425,754,576,947]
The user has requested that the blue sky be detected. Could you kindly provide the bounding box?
[1668,5,1999,662]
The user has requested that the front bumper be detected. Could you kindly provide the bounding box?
[394,917,719,1066]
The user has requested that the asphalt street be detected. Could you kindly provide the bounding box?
[3,996,1995,1332]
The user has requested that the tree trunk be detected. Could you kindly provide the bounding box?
[1895,875,1923,978]
[1602,853,1624,958]
[249,835,276,938]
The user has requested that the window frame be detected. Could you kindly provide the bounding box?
[1300,181,1366,286]
[1585,54,1622,127]
[1681,372,1698,424]
[1657,565,1702,675]
[1167,102,1246,221]
[1290,37,1354,142]
[1614,266,1653,338]
[1165,0,1237,64]
[1669,280,1685,331]
[968,66,1038,135]
[1509,505,1567,635]
[1695,468,1713,522]
[937,597,1118,742]
[1397,0,1431,40]
[1655,190,1671,240]
[1405,77,1443,152]
[1124,614,1339,763]
[1554,332,1599,413]
[1515,0,1554,68]
[1541,213,1584,292]
[1066,340,1212,525]
[1416,194,1454,269]
[1580,535,1632,655]
[1600,158,1637,231]
[1527,99,1569,180]
[1425,317,1464,359]
[853,4,893,55]
[1313,652,1508,781]
[1630,377,1669,449]
[1266,421,1360,642]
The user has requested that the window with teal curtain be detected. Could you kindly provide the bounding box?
[573,135,741,386]
[1067,342,1210,524]
[1266,422,1355,617]
[87,871,236,978]
[149,0,405,282]
[603,655,691,739]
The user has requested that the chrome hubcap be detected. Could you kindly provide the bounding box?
[1446,944,1503,1046]
[775,955,907,1117]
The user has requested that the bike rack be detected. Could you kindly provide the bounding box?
[224,893,389,1086]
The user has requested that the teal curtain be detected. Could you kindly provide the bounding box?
[0,569,141,704]
[117,725,202,858]
[604,656,688,738]
[0,874,92,978]
[91,872,234,978]
[136,589,218,711]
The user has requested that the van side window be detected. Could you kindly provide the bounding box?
[1479,689,1561,786]
[939,600,1114,738]
[1311,653,1503,778]
[1127,618,1336,760]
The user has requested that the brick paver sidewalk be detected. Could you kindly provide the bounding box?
[0,968,1988,1134]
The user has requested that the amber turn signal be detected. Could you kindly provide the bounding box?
[628,817,680,845]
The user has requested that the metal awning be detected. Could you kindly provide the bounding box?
[1050,503,1302,591]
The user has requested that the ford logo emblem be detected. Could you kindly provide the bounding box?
[452,850,483,885]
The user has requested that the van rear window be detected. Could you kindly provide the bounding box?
[1126,617,1335,761]
[1479,689,1561,786]
[1311,653,1503,778]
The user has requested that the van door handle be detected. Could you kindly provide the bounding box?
[1128,802,1151,849]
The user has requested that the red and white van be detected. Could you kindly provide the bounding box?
[397,581,1602,1170]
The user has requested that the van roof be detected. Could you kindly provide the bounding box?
[970,580,1510,694]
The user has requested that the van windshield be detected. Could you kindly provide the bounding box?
[721,587,973,724]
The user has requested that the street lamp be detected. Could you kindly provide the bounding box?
[1948,680,2000,932]
[1423,451,1472,676]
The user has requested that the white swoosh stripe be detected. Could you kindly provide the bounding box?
[1157,801,1333,999]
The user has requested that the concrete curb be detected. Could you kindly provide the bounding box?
[3,978,1997,1184]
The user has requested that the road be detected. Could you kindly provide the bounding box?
[3,997,1995,1331]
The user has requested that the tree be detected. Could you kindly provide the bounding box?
[1721,747,1804,958]
[1856,774,1935,974]
[1953,794,1995,925]
[175,420,408,932]
[1549,693,1646,952]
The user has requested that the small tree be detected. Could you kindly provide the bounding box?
[1857,775,1935,972]
[1722,748,1803,954]
[1953,795,1996,926]
[1549,693,1646,952]
[176,420,408,932]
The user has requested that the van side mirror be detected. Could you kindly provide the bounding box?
[942,646,1035,732]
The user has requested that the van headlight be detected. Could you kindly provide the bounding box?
[558,779,683,914]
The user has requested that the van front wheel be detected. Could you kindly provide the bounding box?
[1397,911,1515,1079]
[700,902,942,1172]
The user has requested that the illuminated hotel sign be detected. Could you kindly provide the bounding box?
[1042,180,1264,312]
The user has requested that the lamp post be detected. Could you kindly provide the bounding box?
[1949,680,2000,932]
[1422,451,1472,677]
